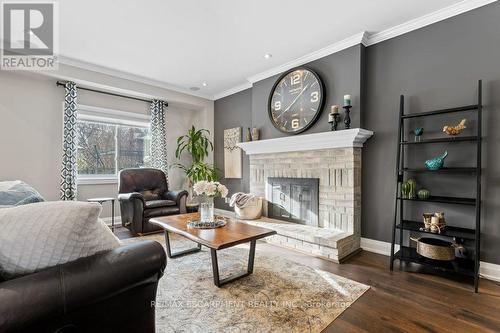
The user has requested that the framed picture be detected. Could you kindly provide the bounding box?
[224,127,242,178]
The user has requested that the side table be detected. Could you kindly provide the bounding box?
[186,203,199,213]
[87,197,116,232]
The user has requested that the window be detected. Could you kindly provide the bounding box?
[76,105,151,184]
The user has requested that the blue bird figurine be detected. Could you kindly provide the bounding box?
[425,151,448,170]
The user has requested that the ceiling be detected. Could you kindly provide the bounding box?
[56,0,480,99]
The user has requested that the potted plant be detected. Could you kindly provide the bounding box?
[171,126,218,204]
[193,181,228,222]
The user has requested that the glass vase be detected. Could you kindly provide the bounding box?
[200,196,215,223]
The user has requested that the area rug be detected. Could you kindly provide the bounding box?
[123,234,369,333]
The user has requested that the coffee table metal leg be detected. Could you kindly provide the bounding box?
[210,249,220,287]
[164,231,201,258]
[210,240,256,287]
[111,200,115,232]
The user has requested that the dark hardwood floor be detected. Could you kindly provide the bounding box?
[116,227,500,333]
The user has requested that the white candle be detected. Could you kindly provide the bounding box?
[343,95,351,106]
[331,105,339,114]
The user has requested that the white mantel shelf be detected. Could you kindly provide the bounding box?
[237,128,373,155]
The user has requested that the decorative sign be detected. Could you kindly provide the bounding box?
[224,127,242,178]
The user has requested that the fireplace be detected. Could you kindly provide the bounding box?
[267,177,319,226]
[237,129,373,262]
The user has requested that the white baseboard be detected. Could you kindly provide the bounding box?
[479,262,500,282]
[360,237,399,255]
[361,237,500,282]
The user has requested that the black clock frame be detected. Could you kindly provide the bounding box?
[267,66,326,135]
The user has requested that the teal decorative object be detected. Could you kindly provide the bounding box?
[418,189,431,200]
[407,179,417,199]
[425,151,448,170]
[413,127,424,142]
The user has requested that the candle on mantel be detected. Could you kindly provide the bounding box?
[328,105,339,122]
[343,94,351,106]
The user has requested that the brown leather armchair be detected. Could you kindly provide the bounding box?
[118,168,188,235]
[0,241,166,333]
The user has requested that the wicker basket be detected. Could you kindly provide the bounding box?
[410,237,456,261]
[234,197,263,220]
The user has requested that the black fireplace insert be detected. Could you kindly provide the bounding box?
[266,177,319,226]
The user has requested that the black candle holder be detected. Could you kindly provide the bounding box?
[343,105,352,129]
[328,113,341,131]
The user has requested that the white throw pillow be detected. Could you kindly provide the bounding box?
[0,201,120,279]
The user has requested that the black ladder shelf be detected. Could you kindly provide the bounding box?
[390,80,482,293]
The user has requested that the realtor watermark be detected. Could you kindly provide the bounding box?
[151,299,352,310]
[1,1,59,70]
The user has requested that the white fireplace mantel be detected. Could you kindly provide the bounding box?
[237,128,373,155]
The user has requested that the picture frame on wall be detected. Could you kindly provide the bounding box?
[224,127,242,178]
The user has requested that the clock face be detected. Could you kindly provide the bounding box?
[268,68,325,134]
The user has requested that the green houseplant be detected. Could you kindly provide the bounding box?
[171,126,218,202]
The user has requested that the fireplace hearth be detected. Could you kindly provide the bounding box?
[267,177,319,226]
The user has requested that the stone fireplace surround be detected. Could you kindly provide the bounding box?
[217,129,373,263]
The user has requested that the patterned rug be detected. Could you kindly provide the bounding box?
[123,234,369,333]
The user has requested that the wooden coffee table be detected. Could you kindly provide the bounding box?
[150,213,276,287]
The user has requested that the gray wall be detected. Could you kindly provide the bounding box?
[214,88,252,209]
[363,2,500,264]
[252,45,364,139]
[214,45,365,208]
[214,2,500,264]
[0,70,212,219]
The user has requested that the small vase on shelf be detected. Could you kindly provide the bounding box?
[413,127,423,142]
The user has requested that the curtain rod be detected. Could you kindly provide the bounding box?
[56,80,168,107]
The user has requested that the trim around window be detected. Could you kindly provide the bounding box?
[78,104,150,128]
[77,175,118,185]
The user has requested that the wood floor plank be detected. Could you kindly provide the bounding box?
[117,228,500,333]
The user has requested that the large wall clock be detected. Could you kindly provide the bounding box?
[268,67,325,134]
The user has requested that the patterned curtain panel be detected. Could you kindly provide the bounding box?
[150,100,168,182]
[60,82,78,200]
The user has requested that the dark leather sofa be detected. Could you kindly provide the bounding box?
[118,168,188,235]
[0,240,166,333]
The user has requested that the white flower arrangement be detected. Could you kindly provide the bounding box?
[193,181,229,198]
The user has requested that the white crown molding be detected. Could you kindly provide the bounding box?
[212,0,497,100]
[57,56,213,100]
[237,128,373,155]
[360,237,500,282]
[246,31,368,85]
[4,1,494,101]
[213,81,253,100]
[212,31,367,100]
[366,0,498,46]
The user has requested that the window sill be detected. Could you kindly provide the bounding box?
[77,177,118,185]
